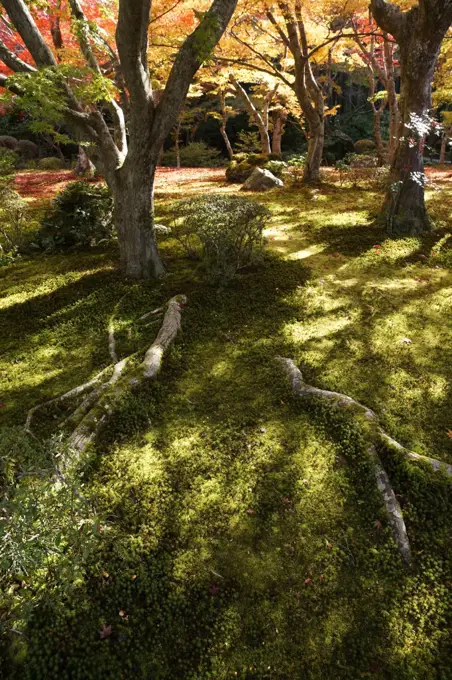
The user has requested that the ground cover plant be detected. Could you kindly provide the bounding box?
[0,167,451,679]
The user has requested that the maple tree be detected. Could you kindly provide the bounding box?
[370,0,452,236]
[218,0,366,182]
[0,0,238,279]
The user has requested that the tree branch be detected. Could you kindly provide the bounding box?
[370,0,407,41]
[152,0,239,151]
[116,0,152,107]
[0,38,36,72]
[1,0,56,66]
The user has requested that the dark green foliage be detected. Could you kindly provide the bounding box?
[162,141,223,167]
[171,194,270,281]
[354,139,377,155]
[0,136,18,151]
[17,140,38,160]
[38,157,64,170]
[38,181,114,251]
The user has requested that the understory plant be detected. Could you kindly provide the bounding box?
[38,181,114,251]
[171,194,270,282]
[0,149,34,263]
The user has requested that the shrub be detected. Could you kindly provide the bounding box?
[234,130,262,154]
[0,187,32,264]
[171,194,270,282]
[354,139,377,155]
[0,135,18,150]
[285,153,307,184]
[0,147,18,177]
[38,181,114,251]
[265,159,287,178]
[162,141,222,167]
[346,152,379,168]
[38,156,64,170]
[226,160,255,183]
[17,138,38,159]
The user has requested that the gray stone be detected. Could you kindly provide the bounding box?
[241,167,284,191]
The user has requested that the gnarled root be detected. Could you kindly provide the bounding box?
[25,295,187,469]
[277,357,452,566]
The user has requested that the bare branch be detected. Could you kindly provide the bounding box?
[0,37,36,72]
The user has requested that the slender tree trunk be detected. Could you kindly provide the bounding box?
[368,68,387,166]
[272,108,287,156]
[113,157,165,279]
[230,75,271,155]
[439,132,448,164]
[384,37,399,165]
[219,91,233,159]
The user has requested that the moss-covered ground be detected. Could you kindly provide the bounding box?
[1,169,452,679]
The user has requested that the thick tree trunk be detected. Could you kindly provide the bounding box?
[303,118,324,183]
[113,159,165,279]
[371,0,452,237]
[272,108,287,157]
[384,52,437,236]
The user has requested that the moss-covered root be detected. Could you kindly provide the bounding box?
[278,356,452,565]
[66,295,187,463]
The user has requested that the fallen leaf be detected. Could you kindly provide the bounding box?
[446,430,452,439]
[400,337,412,345]
[99,624,112,640]
[304,578,312,585]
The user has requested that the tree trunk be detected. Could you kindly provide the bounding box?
[271,108,287,157]
[373,107,386,167]
[384,37,399,165]
[74,146,95,177]
[439,132,448,164]
[219,91,233,159]
[384,49,438,236]
[303,118,324,183]
[113,159,165,279]
[230,75,271,155]
[370,0,452,237]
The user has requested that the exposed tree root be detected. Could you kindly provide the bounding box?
[278,357,452,565]
[25,295,187,469]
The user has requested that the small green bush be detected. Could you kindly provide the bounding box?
[265,159,288,178]
[162,141,222,167]
[17,139,38,159]
[234,130,261,154]
[38,156,64,170]
[354,139,377,155]
[285,153,307,183]
[0,135,18,151]
[346,152,379,168]
[171,194,270,282]
[226,160,255,183]
[38,181,114,251]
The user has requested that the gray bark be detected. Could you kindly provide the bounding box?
[371,0,452,236]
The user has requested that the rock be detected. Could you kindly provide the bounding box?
[241,167,284,191]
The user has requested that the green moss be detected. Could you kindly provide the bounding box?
[1,175,452,678]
